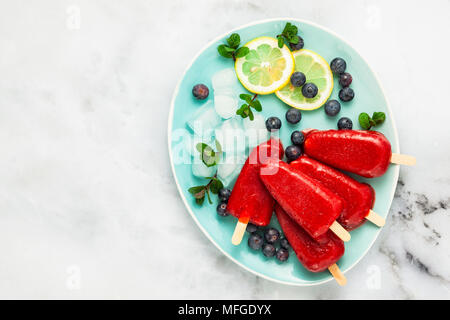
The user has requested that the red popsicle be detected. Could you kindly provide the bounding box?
[259,160,350,241]
[228,138,284,245]
[275,204,346,285]
[303,130,415,178]
[290,156,381,230]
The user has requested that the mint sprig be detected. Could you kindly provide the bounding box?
[236,93,262,121]
[277,22,299,48]
[188,175,224,205]
[358,112,386,130]
[218,33,249,61]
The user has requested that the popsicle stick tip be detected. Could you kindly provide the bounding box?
[366,210,385,227]
[231,217,249,246]
[390,153,416,166]
[328,264,347,286]
[329,221,351,242]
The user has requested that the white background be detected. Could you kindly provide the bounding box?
[0,0,449,299]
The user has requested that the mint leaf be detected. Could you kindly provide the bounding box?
[372,112,386,125]
[195,196,205,205]
[210,179,224,194]
[227,33,241,49]
[217,44,233,58]
[188,186,205,195]
[251,99,262,112]
[235,46,249,58]
[239,93,253,103]
[277,36,284,48]
[196,142,217,167]
[358,113,372,130]
[289,35,299,44]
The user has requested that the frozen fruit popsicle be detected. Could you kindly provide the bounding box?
[227,138,284,245]
[290,156,383,230]
[259,160,350,241]
[303,130,415,178]
[275,204,346,285]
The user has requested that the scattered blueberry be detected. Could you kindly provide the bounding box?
[301,83,318,98]
[291,130,305,146]
[285,108,302,124]
[280,238,291,250]
[192,84,209,100]
[276,248,289,262]
[338,117,353,130]
[289,36,304,51]
[330,58,347,74]
[218,188,231,202]
[290,72,306,87]
[262,243,276,257]
[265,117,282,131]
[248,233,263,250]
[339,87,355,102]
[264,228,280,244]
[285,145,302,162]
[339,72,353,87]
[246,223,258,233]
[324,100,341,117]
[216,202,229,217]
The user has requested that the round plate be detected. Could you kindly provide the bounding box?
[168,18,399,286]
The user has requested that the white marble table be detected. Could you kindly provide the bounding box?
[0,0,449,299]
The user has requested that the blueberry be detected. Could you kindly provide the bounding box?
[301,83,318,98]
[280,238,291,250]
[248,233,263,250]
[339,72,352,87]
[262,243,276,257]
[216,202,229,217]
[246,223,258,233]
[290,72,306,87]
[289,36,304,51]
[338,117,353,130]
[324,100,341,117]
[285,108,302,124]
[339,87,355,102]
[265,117,282,131]
[218,188,231,202]
[330,58,347,74]
[285,145,302,162]
[276,248,289,262]
[264,227,280,244]
[291,130,305,146]
[192,84,209,100]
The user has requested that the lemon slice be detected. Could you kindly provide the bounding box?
[275,49,333,110]
[235,37,294,95]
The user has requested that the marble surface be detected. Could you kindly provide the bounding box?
[0,0,449,299]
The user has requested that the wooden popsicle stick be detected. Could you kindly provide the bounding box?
[390,153,416,166]
[231,216,250,245]
[329,221,351,242]
[365,209,385,227]
[328,263,347,286]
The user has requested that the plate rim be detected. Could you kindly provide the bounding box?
[167,17,400,286]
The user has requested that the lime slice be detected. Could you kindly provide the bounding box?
[235,37,294,95]
[275,49,333,110]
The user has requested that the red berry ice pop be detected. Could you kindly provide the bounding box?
[227,138,284,245]
[275,204,346,285]
[259,160,350,242]
[303,130,415,178]
[290,156,384,230]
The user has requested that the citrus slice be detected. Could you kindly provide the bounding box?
[235,37,294,95]
[275,49,333,110]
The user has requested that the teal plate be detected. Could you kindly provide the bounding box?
[168,18,399,286]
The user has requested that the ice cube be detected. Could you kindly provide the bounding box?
[215,117,246,156]
[214,94,238,119]
[243,113,269,149]
[218,153,246,187]
[212,68,239,94]
[192,161,216,178]
[187,100,221,138]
